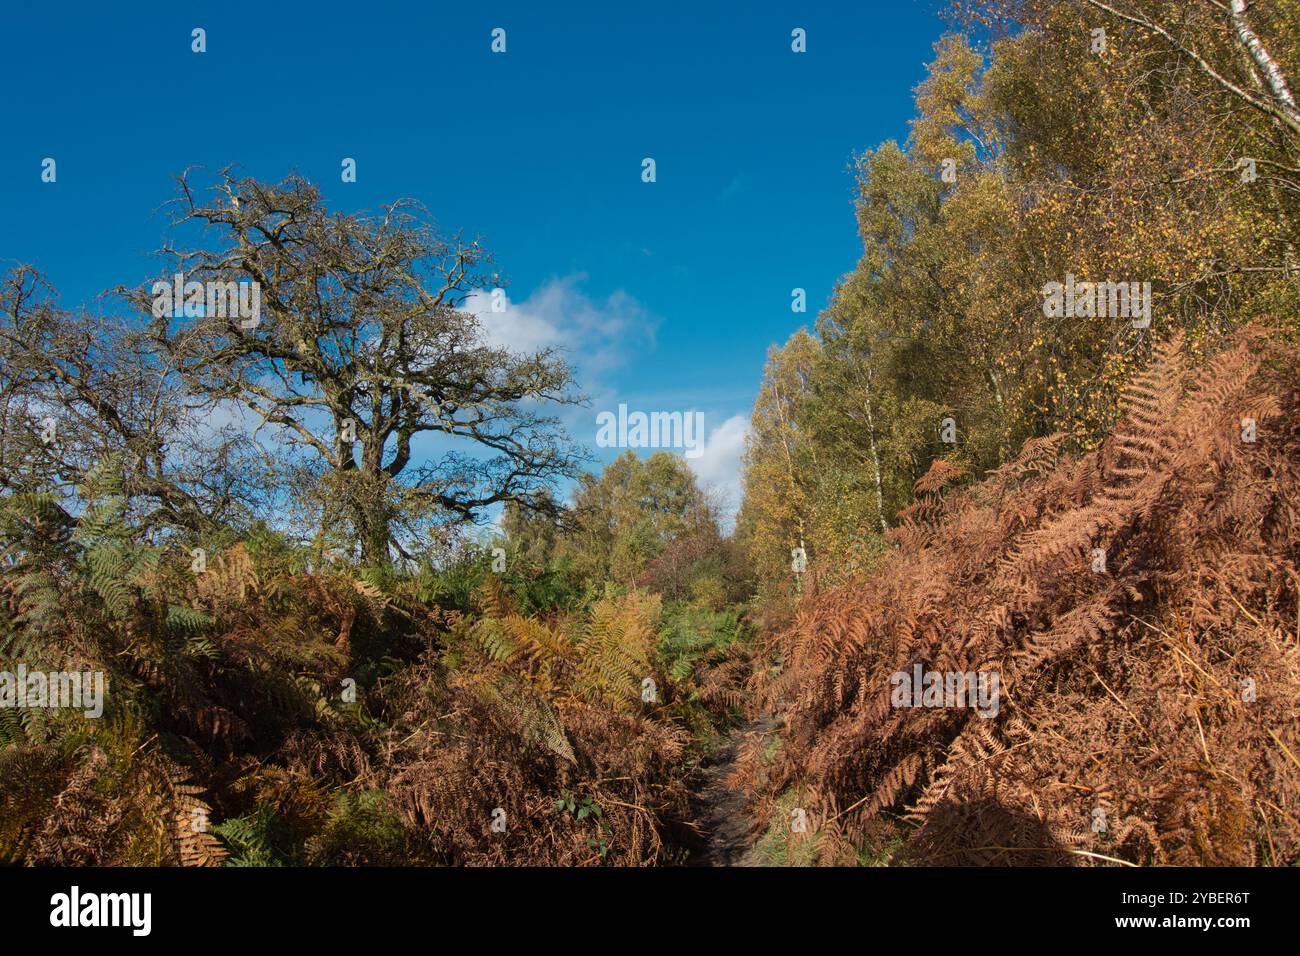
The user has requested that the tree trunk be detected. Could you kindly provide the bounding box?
[854,358,890,533]
[357,501,391,566]
[1230,0,1300,129]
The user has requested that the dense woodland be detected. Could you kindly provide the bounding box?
[3,0,1299,866]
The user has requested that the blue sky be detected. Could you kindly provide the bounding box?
[0,0,946,520]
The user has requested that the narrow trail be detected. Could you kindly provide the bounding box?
[687,715,779,867]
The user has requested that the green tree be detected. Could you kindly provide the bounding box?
[558,450,716,586]
[734,330,819,590]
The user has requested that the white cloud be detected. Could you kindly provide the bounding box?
[463,277,753,526]
[687,414,750,527]
[459,274,665,456]
[461,274,656,379]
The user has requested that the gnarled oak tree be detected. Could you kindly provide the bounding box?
[141,170,584,564]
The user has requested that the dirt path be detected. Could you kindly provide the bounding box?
[687,715,778,866]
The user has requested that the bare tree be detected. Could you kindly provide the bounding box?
[137,169,585,564]
[0,265,255,536]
